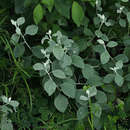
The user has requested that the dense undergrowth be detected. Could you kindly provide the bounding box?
[0,0,130,129]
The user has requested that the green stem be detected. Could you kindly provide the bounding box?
[0,36,30,78]
[89,98,94,130]
[22,75,32,112]
[57,118,77,125]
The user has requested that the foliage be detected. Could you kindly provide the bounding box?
[0,0,130,129]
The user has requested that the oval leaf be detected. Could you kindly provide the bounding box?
[33,4,44,24]
[25,25,38,36]
[61,82,76,98]
[44,79,57,96]
[54,94,68,112]
[72,2,84,27]
[72,55,84,68]
[53,45,64,60]
[100,51,110,64]
[52,69,66,79]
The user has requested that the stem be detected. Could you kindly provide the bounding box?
[0,36,30,77]
[99,22,103,31]
[57,118,77,125]
[21,34,31,50]
[89,98,94,130]
[22,74,32,112]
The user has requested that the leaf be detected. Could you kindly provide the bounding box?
[54,94,68,112]
[44,79,57,96]
[10,33,20,45]
[63,67,73,77]
[72,55,84,69]
[53,45,64,60]
[1,117,13,130]
[88,75,103,86]
[86,87,97,98]
[33,63,44,71]
[60,82,76,98]
[119,18,126,27]
[32,45,44,59]
[95,90,107,104]
[15,27,21,35]
[92,103,102,118]
[77,106,88,120]
[55,0,71,19]
[25,25,38,35]
[95,30,103,38]
[116,60,123,69]
[114,73,124,87]
[33,4,44,24]
[127,12,130,23]
[16,17,25,26]
[84,27,94,36]
[41,0,54,12]
[14,44,25,58]
[121,0,128,2]
[82,64,95,79]
[100,51,110,64]
[107,41,118,48]
[103,74,115,83]
[52,69,66,79]
[114,54,128,63]
[72,1,84,27]
[60,54,72,68]
[9,100,19,108]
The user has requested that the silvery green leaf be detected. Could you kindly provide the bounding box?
[44,79,57,96]
[16,17,25,26]
[25,25,38,35]
[11,19,16,26]
[100,51,110,64]
[107,41,118,48]
[1,96,9,104]
[115,73,124,87]
[60,54,72,68]
[77,106,88,120]
[95,90,107,103]
[72,55,84,69]
[54,94,68,113]
[16,27,21,35]
[1,117,13,130]
[9,100,19,108]
[10,33,20,45]
[33,63,44,70]
[119,18,126,27]
[97,39,104,45]
[53,45,64,60]
[121,0,128,2]
[60,82,76,98]
[80,95,89,101]
[95,30,103,38]
[92,103,102,118]
[116,60,123,69]
[86,87,97,98]
[52,69,66,79]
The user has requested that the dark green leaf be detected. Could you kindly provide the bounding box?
[14,44,25,58]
